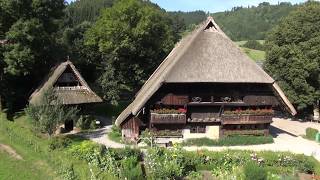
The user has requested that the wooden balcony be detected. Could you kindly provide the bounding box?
[221,115,272,125]
[150,113,186,124]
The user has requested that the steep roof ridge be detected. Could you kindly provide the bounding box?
[116,18,214,125]
[29,60,102,105]
[131,18,210,115]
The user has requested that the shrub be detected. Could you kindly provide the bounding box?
[108,125,122,142]
[68,141,143,179]
[25,88,79,136]
[145,146,188,179]
[306,127,319,140]
[244,162,267,180]
[120,156,143,179]
[48,136,72,151]
[182,135,274,146]
[241,40,265,50]
[76,115,98,130]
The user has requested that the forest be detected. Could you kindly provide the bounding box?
[0,0,318,115]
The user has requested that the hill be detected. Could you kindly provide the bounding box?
[65,1,299,41]
[212,2,298,41]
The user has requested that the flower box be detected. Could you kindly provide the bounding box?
[221,114,273,125]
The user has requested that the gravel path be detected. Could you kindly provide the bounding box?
[83,117,320,160]
[185,119,320,160]
[81,125,125,149]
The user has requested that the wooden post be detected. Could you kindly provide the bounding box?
[314,100,319,122]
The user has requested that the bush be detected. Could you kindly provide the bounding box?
[68,141,143,179]
[182,135,274,146]
[145,146,188,179]
[241,40,265,50]
[48,136,72,151]
[25,88,79,136]
[120,156,143,179]
[244,162,267,180]
[108,125,122,142]
[306,127,319,140]
[76,115,98,130]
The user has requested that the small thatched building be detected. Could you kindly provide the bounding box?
[29,60,102,129]
[30,60,102,105]
[115,17,296,142]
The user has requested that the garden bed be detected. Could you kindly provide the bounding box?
[145,147,320,180]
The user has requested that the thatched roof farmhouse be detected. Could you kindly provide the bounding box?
[115,17,296,141]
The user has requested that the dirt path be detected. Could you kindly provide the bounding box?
[81,126,125,149]
[0,143,23,160]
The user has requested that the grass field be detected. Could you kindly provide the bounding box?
[0,112,102,180]
[235,40,266,62]
[241,47,266,62]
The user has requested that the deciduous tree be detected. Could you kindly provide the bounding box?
[264,1,320,113]
[85,0,175,103]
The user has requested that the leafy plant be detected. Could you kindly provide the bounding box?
[48,136,72,151]
[59,164,78,180]
[306,128,319,141]
[140,128,155,147]
[25,88,79,136]
[244,162,267,180]
[108,125,122,143]
[76,115,99,130]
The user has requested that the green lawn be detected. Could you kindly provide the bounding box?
[0,151,50,180]
[241,47,266,62]
[235,40,266,62]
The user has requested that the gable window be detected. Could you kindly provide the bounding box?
[190,125,206,133]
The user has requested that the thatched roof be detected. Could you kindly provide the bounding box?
[115,17,296,126]
[29,61,102,105]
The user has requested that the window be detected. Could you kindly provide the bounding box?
[190,125,206,133]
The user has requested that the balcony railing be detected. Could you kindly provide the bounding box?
[150,113,186,124]
[221,114,272,125]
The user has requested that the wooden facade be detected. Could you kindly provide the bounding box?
[128,83,277,138]
[121,117,140,141]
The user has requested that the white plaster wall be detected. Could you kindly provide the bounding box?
[183,125,220,140]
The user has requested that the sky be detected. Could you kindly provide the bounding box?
[66,0,311,13]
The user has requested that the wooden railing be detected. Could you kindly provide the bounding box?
[150,113,186,124]
[221,115,272,125]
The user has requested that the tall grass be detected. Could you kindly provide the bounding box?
[0,112,104,179]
